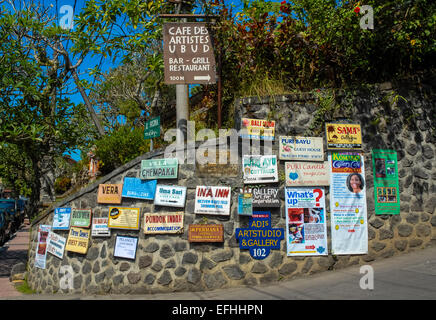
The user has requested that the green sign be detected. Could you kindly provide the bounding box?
[140,158,178,180]
[144,116,160,139]
[372,149,400,215]
[70,209,92,228]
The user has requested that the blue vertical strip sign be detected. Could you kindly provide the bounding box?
[235,211,284,260]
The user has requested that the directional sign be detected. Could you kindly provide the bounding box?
[144,116,160,139]
[163,22,216,85]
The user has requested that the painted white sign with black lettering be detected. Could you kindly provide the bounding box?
[154,185,187,208]
[194,186,231,215]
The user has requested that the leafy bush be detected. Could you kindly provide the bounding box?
[204,0,436,125]
[54,177,72,195]
[94,126,150,174]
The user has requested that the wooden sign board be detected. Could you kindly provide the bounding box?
[98,184,123,204]
[188,224,224,242]
[163,22,216,85]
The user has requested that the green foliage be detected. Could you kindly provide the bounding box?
[54,177,72,195]
[204,0,435,125]
[0,3,96,217]
[94,126,150,174]
[15,275,36,295]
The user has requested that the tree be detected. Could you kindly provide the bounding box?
[0,3,95,218]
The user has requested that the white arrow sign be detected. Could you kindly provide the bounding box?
[194,75,211,81]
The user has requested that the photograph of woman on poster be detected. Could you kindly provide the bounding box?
[346,173,364,194]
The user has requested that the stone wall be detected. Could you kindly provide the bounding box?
[27,74,436,294]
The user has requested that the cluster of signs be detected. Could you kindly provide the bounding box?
[35,121,400,268]
[238,119,400,257]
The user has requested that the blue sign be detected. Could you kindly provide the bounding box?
[122,177,157,200]
[53,207,71,230]
[235,211,284,260]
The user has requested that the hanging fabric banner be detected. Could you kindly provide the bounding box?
[329,152,368,255]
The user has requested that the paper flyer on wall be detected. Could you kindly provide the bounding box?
[329,152,368,255]
[285,188,328,256]
[35,225,51,269]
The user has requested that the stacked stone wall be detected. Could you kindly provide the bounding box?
[27,75,436,294]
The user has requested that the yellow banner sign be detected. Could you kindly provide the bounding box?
[108,207,140,230]
[65,227,90,254]
[241,118,275,141]
[97,184,123,204]
[325,123,362,149]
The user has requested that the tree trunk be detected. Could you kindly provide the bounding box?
[27,154,42,220]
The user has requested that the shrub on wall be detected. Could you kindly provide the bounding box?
[94,126,150,175]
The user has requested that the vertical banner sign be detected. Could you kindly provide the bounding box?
[65,227,90,254]
[35,225,51,269]
[372,149,400,215]
[70,209,92,228]
[285,188,328,256]
[325,123,362,150]
[144,116,161,139]
[47,232,66,259]
[329,152,368,255]
[235,211,284,260]
[279,136,324,161]
[91,217,111,237]
[243,155,278,184]
[53,207,71,230]
[238,191,253,216]
[163,23,216,84]
[97,184,123,204]
[285,161,330,186]
[121,177,157,200]
[140,158,178,180]
[241,118,275,141]
[194,186,231,215]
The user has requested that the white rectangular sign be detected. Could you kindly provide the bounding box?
[194,186,231,215]
[285,161,330,186]
[154,185,187,208]
[47,232,66,259]
[279,136,324,161]
[114,236,138,260]
[243,155,278,184]
[143,212,184,234]
[91,217,111,237]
